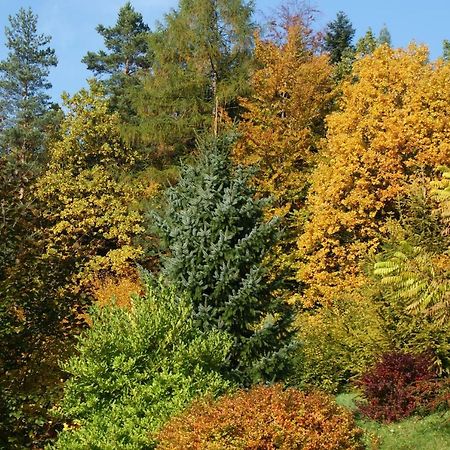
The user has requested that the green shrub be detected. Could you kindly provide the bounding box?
[293,296,390,392]
[52,276,233,449]
[157,384,364,449]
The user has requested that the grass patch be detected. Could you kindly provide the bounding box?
[336,393,450,450]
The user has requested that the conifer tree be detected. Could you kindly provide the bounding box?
[154,135,293,384]
[324,11,355,64]
[0,7,58,155]
[443,39,450,62]
[82,2,151,117]
[126,0,254,157]
[378,25,392,46]
[355,28,378,56]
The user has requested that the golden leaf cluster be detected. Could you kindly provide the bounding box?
[234,25,334,287]
[297,45,450,306]
[37,83,146,290]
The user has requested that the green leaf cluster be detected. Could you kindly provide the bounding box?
[52,277,233,449]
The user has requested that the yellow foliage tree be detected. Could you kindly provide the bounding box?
[234,24,334,288]
[298,45,450,307]
[374,167,450,325]
[37,82,146,291]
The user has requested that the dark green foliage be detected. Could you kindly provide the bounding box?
[53,277,232,449]
[0,152,38,447]
[443,39,450,62]
[126,0,254,157]
[0,153,34,279]
[83,2,150,77]
[324,11,355,64]
[378,25,392,46]
[154,135,294,384]
[82,2,151,118]
[0,7,58,154]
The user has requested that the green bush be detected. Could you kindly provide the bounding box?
[292,287,450,392]
[52,275,233,449]
[293,296,390,392]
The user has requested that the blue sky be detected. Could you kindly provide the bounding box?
[0,0,449,102]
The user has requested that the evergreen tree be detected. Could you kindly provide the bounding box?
[154,135,293,384]
[378,24,392,46]
[356,28,378,56]
[126,0,254,158]
[0,7,58,155]
[82,2,151,117]
[443,39,450,62]
[324,11,355,64]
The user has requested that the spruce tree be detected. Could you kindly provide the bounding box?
[443,39,450,62]
[126,0,254,157]
[378,25,392,46]
[154,135,293,384]
[0,7,58,155]
[324,11,355,64]
[82,2,151,117]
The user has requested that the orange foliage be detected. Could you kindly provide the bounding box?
[297,45,450,306]
[235,25,333,215]
[234,25,333,285]
[91,270,143,309]
[156,384,363,450]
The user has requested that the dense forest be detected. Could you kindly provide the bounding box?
[0,1,449,449]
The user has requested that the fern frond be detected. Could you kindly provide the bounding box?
[374,243,449,325]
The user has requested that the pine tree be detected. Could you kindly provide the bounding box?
[356,28,378,56]
[82,2,151,117]
[443,39,450,62]
[378,25,392,46]
[0,7,58,155]
[126,0,254,157]
[324,11,355,64]
[154,135,293,384]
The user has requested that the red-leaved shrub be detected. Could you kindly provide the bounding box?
[357,351,443,422]
[156,384,364,450]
